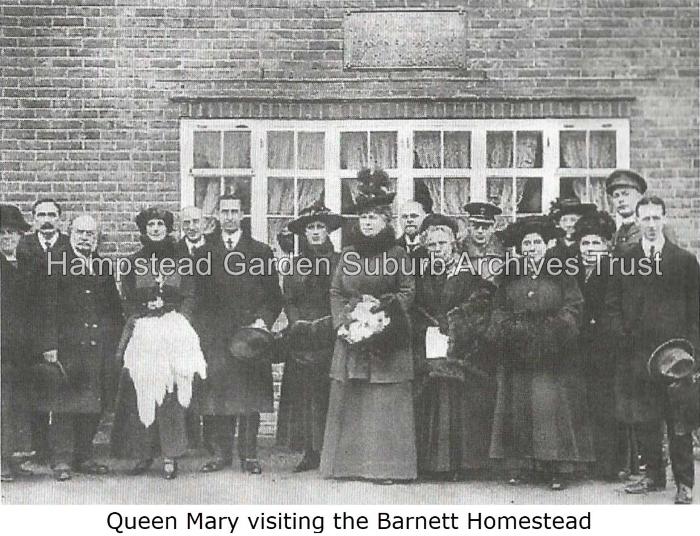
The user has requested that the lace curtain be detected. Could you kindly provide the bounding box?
[193,132,220,169]
[297,132,324,170]
[268,131,295,169]
[340,132,367,169]
[413,132,441,168]
[223,131,251,168]
[444,178,470,214]
[370,131,397,169]
[445,131,471,168]
[560,131,616,168]
[415,178,442,212]
[487,177,541,216]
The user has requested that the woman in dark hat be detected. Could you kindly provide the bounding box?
[1,205,31,481]
[572,210,621,481]
[276,200,343,472]
[320,168,417,483]
[548,197,597,259]
[486,215,594,490]
[111,207,206,479]
[413,214,497,479]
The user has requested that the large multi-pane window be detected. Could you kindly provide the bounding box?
[181,119,628,249]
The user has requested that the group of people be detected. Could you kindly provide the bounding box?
[1,168,698,505]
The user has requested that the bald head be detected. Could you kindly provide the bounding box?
[70,214,98,255]
[181,206,204,241]
[399,200,427,238]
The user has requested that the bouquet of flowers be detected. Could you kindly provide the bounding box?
[338,295,392,345]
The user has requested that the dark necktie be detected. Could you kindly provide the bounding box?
[226,238,234,250]
[649,245,656,260]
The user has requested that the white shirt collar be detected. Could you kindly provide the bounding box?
[620,215,636,226]
[185,236,205,253]
[404,234,420,246]
[641,235,665,257]
[222,229,241,249]
[39,231,58,250]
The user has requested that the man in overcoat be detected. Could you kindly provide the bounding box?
[15,198,70,464]
[34,214,123,480]
[195,195,283,474]
[605,196,700,504]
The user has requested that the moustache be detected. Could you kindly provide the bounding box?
[40,223,55,230]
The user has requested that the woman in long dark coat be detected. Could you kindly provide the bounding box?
[413,214,497,479]
[320,169,416,483]
[0,205,31,481]
[111,207,206,479]
[486,216,594,490]
[572,210,619,481]
[276,202,342,472]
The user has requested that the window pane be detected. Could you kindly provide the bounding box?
[297,132,325,170]
[590,131,616,168]
[267,131,294,169]
[370,131,397,169]
[223,131,251,168]
[517,177,542,214]
[444,178,471,214]
[193,131,220,169]
[268,217,293,254]
[414,178,442,213]
[340,132,367,169]
[298,178,325,211]
[487,177,516,217]
[194,176,221,216]
[560,131,587,168]
[444,131,471,168]
[589,176,612,212]
[413,131,441,169]
[560,177,587,201]
[267,177,294,215]
[516,131,542,168]
[487,131,513,168]
[222,176,251,214]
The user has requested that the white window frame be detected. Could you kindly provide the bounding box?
[180,118,629,246]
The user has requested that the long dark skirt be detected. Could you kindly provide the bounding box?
[461,372,497,471]
[587,371,621,479]
[1,374,30,458]
[276,359,330,453]
[320,380,417,480]
[490,366,595,468]
[111,370,188,460]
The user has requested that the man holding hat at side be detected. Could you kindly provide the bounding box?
[604,195,700,503]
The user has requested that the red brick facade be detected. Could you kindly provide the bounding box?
[1,0,698,256]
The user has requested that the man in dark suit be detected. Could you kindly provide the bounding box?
[34,214,123,480]
[15,198,70,464]
[195,195,283,474]
[605,196,700,504]
[397,200,429,259]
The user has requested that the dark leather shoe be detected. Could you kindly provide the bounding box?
[550,477,566,491]
[243,459,262,474]
[127,459,153,476]
[200,458,232,473]
[161,459,178,480]
[625,477,665,494]
[293,452,320,473]
[75,461,109,475]
[674,484,693,504]
[53,465,72,482]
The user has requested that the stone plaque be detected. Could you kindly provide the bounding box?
[344,9,466,70]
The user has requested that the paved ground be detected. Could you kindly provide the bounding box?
[2,443,697,505]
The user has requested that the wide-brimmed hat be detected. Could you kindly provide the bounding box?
[647,338,696,382]
[288,199,343,235]
[605,169,647,195]
[463,202,502,224]
[572,210,617,243]
[419,213,459,236]
[549,197,597,221]
[502,215,559,251]
[0,204,30,232]
[353,168,396,213]
[135,207,174,235]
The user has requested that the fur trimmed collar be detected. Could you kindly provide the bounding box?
[351,225,396,258]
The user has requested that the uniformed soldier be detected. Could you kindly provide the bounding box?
[459,202,505,260]
[605,169,647,254]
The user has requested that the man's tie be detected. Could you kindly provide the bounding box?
[226,238,234,250]
[649,245,656,259]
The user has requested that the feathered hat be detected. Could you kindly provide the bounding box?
[353,168,396,213]
[548,197,597,221]
[288,198,343,235]
[502,215,560,252]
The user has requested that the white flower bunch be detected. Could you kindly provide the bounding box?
[338,294,391,344]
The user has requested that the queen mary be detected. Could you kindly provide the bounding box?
[320,168,417,483]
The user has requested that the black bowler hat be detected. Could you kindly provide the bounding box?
[288,199,343,235]
[549,197,597,221]
[605,169,647,195]
[419,213,459,236]
[353,168,396,213]
[0,204,30,232]
[463,202,502,224]
[572,210,617,243]
[135,207,174,235]
[647,338,696,382]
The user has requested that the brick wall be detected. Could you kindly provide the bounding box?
[1,0,698,254]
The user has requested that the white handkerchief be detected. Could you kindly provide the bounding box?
[425,326,449,359]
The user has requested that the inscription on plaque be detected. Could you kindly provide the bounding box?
[344,9,466,70]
